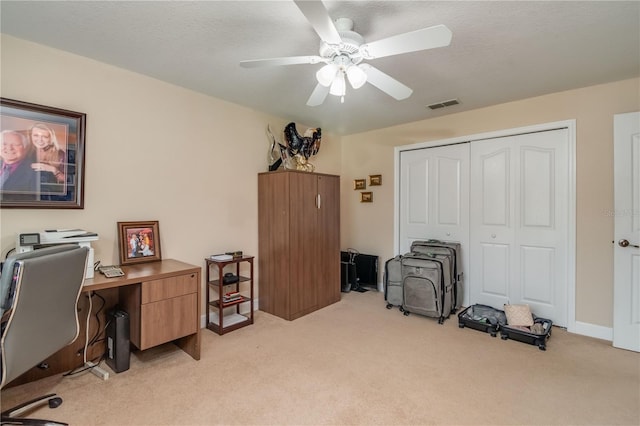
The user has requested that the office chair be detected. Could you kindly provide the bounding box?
[0,244,88,426]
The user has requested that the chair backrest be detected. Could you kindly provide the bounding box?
[0,244,88,387]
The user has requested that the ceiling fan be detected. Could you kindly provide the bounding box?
[240,0,452,106]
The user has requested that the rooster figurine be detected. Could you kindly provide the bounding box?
[284,122,321,160]
[265,123,322,172]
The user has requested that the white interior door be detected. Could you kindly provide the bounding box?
[399,143,470,306]
[469,129,569,326]
[613,112,640,352]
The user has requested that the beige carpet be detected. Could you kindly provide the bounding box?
[1,290,639,425]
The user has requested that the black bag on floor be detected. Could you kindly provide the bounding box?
[501,316,553,351]
[458,304,507,337]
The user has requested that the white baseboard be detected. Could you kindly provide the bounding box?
[570,321,613,341]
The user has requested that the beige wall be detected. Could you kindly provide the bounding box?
[340,77,640,328]
[0,35,342,307]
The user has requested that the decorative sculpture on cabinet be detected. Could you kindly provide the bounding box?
[266,122,321,172]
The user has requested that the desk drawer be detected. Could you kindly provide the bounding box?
[139,293,198,350]
[142,273,198,304]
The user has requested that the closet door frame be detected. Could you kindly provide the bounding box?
[395,120,576,333]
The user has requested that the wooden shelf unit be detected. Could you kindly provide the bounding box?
[205,256,254,335]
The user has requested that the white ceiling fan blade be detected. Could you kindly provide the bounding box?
[361,24,452,59]
[360,64,412,100]
[306,83,330,106]
[294,0,342,45]
[240,55,323,68]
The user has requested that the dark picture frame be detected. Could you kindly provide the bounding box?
[360,191,373,203]
[369,174,382,186]
[0,98,86,208]
[117,221,162,265]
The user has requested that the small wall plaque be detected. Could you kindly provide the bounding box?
[360,192,373,203]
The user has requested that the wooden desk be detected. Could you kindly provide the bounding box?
[9,259,201,387]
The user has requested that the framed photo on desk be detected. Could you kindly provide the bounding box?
[117,220,162,265]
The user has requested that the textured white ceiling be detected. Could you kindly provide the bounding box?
[1,1,638,135]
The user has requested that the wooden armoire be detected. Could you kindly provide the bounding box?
[258,170,340,320]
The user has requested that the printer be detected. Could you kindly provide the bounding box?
[16,229,99,279]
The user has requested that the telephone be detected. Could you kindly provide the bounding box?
[98,265,125,278]
[223,272,239,284]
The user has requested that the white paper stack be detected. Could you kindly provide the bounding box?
[210,254,232,261]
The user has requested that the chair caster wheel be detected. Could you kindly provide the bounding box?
[48,397,63,409]
[403,311,410,316]
[386,304,392,309]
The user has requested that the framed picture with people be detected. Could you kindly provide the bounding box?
[117,221,163,265]
[0,98,86,208]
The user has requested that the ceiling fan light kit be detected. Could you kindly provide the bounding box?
[346,65,367,89]
[240,0,452,107]
[329,71,346,103]
[316,64,339,87]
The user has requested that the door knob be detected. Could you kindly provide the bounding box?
[618,239,640,248]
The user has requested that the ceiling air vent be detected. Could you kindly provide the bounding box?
[427,99,460,110]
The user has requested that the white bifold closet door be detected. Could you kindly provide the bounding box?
[469,129,570,326]
[399,143,470,307]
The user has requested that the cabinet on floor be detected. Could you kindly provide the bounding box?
[258,170,340,320]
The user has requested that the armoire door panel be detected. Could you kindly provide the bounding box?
[289,173,318,317]
[258,171,290,318]
[316,174,341,307]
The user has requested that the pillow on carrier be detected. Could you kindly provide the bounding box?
[504,303,534,326]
